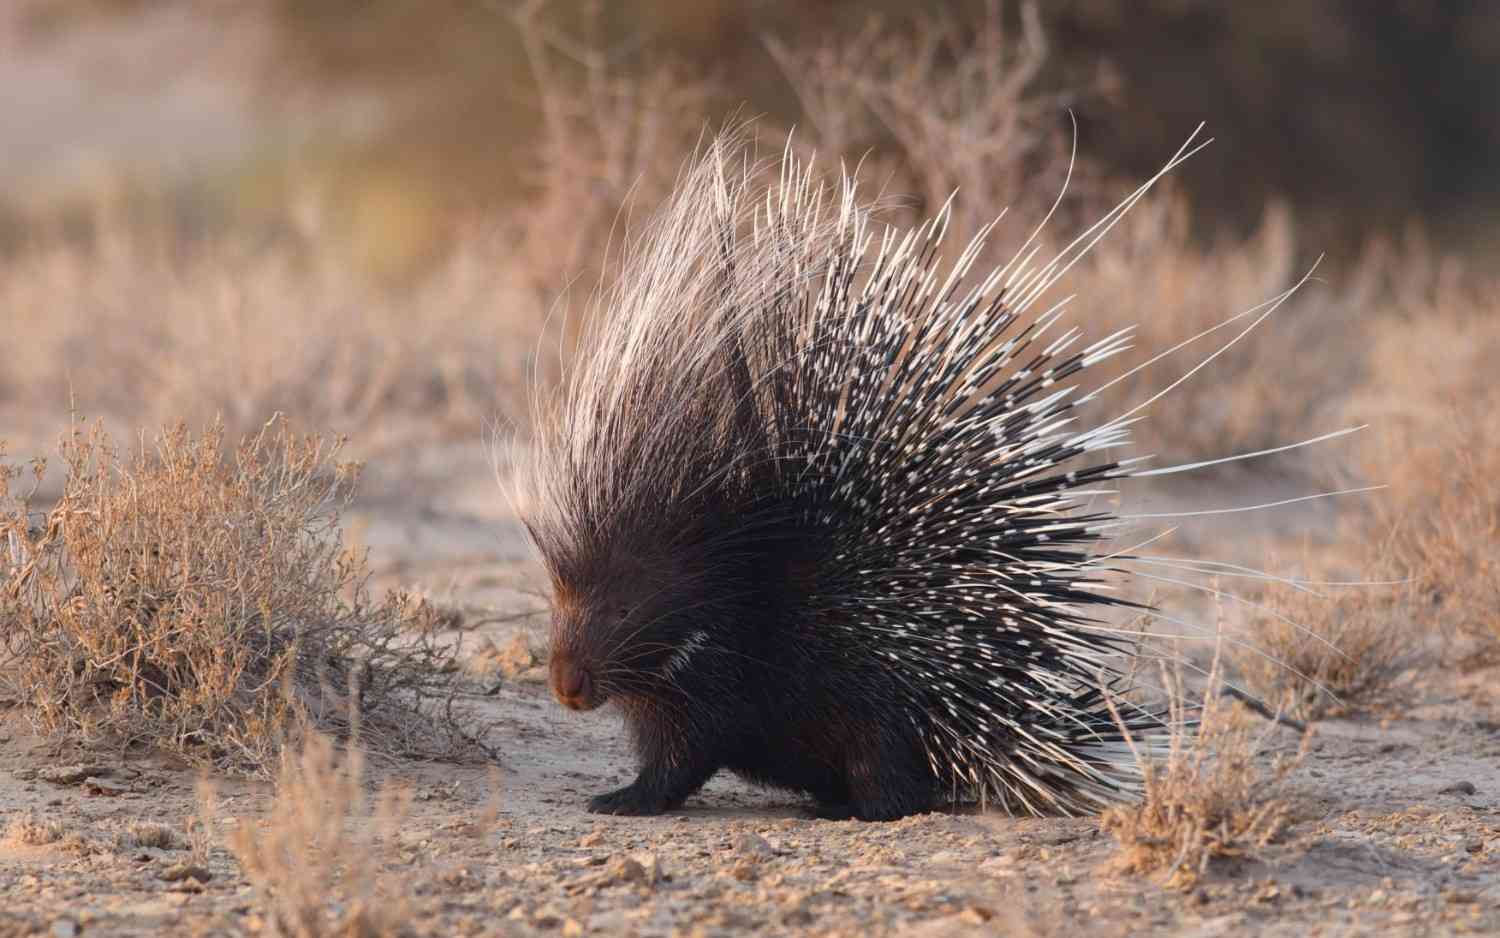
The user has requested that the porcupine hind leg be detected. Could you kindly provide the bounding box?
[588,705,723,816]
[813,724,937,822]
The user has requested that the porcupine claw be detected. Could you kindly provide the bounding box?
[586,784,671,816]
[588,740,723,815]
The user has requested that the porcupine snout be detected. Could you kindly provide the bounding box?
[549,655,601,711]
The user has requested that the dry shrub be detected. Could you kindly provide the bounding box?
[1395,413,1500,651]
[1347,271,1500,652]
[0,418,482,775]
[1102,651,1306,889]
[114,820,182,851]
[4,811,66,846]
[0,223,544,451]
[218,731,414,938]
[1234,581,1417,720]
[510,0,720,310]
[1378,404,1500,653]
[768,0,1083,240]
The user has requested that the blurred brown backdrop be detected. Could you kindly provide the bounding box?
[1,0,1494,478]
[4,0,1498,273]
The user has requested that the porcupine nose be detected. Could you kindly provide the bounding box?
[550,657,597,711]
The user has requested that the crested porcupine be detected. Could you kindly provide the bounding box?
[520,127,1350,821]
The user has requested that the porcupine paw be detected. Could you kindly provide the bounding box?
[808,801,855,821]
[849,800,921,822]
[809,797,918,822]
[840,777,937,821]
[587,784,671,816]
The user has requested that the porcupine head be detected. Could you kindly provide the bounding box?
[522,129,1296,822]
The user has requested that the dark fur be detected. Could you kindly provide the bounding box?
[544,518,943,821]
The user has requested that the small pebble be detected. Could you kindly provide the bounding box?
[733,832,777,860]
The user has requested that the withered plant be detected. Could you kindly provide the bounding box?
[1232,549,1418,719]
[1102,645,1308,889]
[0,417,481,775]
[215,730,415,938]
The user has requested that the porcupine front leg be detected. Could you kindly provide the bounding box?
[589,709,723,815]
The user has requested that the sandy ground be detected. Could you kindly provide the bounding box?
[1,440,1498,937]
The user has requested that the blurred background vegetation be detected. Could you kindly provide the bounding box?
[1,0,1496,475]
[5,0,1498,275]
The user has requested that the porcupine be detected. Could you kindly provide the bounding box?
[521,127,1350,821]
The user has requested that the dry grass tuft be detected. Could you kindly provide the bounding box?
[1233,556,1420,719]
[1347,276,1500,654]
[4,811,66,846]
[0,225,546,451]
[217,730,415,938]
[1102,651,1307,889]
[1385,407,1500,653]
[0,418,484,776]
[114,820,182,851]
